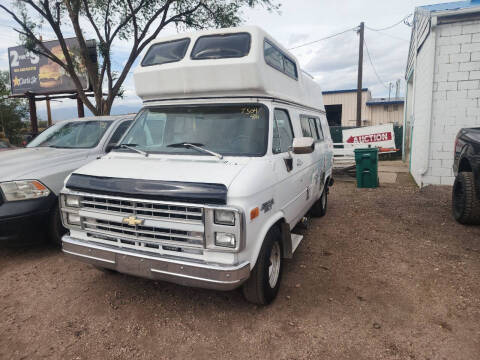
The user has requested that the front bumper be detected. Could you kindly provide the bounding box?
[0,193,57,244]
[62,236,251,291]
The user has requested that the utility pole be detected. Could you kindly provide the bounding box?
[356,22,364,127]
[46,97,52,127]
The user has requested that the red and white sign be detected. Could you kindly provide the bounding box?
[343,124,396,150]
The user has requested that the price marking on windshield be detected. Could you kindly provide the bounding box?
[241,107,260,120]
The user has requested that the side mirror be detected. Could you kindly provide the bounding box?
[292,137,314,154]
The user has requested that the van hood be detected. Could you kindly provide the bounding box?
[72,154,249,188]
[0,147,91,182]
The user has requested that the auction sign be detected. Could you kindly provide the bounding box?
[8,38,90,95]
[342,123,396,150]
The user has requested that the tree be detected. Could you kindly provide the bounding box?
[0,71,29,145]
[1,0,279,116]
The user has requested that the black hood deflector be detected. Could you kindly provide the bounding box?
[66,174,227,205]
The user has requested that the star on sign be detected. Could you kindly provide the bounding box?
[13,76,20,87]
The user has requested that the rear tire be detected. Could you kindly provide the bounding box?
[242,226,283,305]
[311,186,328,217]
[452,172,480,224]
[49,203,67,245]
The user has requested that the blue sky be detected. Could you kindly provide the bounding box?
[0,0,443,121]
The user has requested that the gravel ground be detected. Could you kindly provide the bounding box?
[1,180,480,360]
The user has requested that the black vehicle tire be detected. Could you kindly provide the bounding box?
[49,203,67,245]
[242,226,283,305]
[311,186,328,217]
[452,171,480,225]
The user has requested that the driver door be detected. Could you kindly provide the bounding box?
[272,108,307,227]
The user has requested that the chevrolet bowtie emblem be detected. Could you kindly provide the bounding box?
[122,216,144,226]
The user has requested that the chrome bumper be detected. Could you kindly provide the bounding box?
[62,236,250,291]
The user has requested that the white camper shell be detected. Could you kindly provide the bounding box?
[60,26,334,305]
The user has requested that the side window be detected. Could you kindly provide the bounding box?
[308,118,319,140]
[108,120,132,146]
[300,116,312,137]
[272,109,294,154]
[264,41,284,71]
[315,118,325,141]
[264,40,298,80]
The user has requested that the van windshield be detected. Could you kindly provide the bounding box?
[119,105,268,157]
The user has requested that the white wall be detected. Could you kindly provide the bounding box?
[410,19,480,186]
[410,27,436,186]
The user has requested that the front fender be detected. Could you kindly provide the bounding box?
[248,211,285,270]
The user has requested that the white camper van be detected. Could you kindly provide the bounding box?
[60,26,334,304]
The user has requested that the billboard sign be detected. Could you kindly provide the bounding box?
[8,38,92,95]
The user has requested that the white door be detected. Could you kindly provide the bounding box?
[271,108,307,227]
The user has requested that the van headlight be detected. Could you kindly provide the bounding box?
[215,232,236,248]
[65,194,81,207]
[214,210,235,226]
[0,180,50,202]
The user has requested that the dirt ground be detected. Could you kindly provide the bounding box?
[1,179,480,360]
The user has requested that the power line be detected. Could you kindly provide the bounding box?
[363,38,389,90]
[365,27,409,42]
[288,27,357,50]
[365,14,412,32]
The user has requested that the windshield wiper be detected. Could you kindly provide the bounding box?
[167,142,223,160]
[115,143,149,157]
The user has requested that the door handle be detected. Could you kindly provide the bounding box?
[296,159,303,166]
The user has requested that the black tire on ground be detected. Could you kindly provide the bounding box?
[49,203,67,245]
[452,171,480,225]
[310,186,328,217]
[242,226,283,305]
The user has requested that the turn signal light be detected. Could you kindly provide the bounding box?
[250,207,259,220]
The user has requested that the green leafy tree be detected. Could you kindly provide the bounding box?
[0,71,28,145]
[1,0,279,116]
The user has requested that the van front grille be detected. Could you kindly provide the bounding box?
[81,195,203,223]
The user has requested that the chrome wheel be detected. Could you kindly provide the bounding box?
[268,242,281,288]
[321,190,327,209]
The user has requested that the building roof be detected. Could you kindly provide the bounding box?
[420,0,480,13]
[322,88,368,95]
[366,97,404,106]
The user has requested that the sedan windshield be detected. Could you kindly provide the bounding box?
[119,105,268,157]
[27,120,112,149]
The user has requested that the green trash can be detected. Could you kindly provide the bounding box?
[354,147,379,188]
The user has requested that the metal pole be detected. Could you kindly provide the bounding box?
[46,97,52,127]
[356,22,364,127]
[77,96,85,118]
[28,94,38,134]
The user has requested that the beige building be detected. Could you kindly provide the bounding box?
[322,88,404,127]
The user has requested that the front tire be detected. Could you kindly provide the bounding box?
[242,227,283,305]
[311,186,328,217]
[452,172,480,224]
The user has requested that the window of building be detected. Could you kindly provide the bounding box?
[272,109,294,154]
[325,104,342,126]
[141,38,190,66]
[264,40,298,80]
[191,33,251,60]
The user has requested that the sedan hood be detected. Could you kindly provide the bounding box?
[72,153,249,188]
[0,147,91,182]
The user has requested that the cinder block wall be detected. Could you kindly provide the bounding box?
[412,19,480,186]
